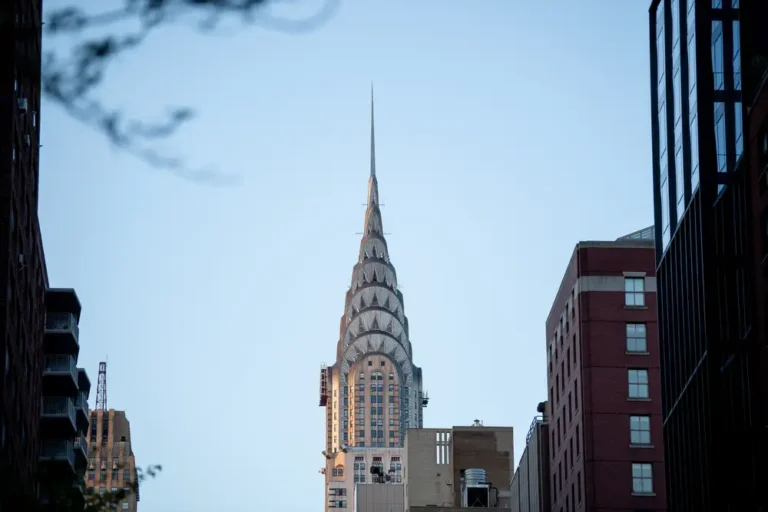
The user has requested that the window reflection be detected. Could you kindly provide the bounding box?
[735,102,743,162]
[659,101,668,159]
[690,115,699,191]
[714,103,727,173]
[712,22,724,90]
[733,21,741,90]
[661,165,670,247]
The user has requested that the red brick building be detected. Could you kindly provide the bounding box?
[1,0,49,505]
[545,231,666,512]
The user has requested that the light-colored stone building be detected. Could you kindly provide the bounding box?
[85,409,138,511]
[319,94,427,511]
[404,424,514,512]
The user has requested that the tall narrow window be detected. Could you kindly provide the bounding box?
[624,278,645,307]
[735,102,743,162]
[733,20,741,90]
[626,323,648,352]
[714,102,727,173]
[632,463,654,494]
[628,369,650,399]
[712,21,724,90]
[630,415,652,445]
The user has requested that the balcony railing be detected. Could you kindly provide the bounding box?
[44,355,78,382]
[41,397,76,426]
[73,434,88,458]
[45,313,80,341]
[74,391,89,416]
[40,439,75,467]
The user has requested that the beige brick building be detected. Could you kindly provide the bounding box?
[85,410,138,511]
[404,425,514,511]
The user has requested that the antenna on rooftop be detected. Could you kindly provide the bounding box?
[96,361,108,410]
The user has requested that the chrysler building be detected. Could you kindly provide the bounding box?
[318,93,427,509]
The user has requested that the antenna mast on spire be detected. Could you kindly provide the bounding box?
[370,83,376,178]
[96,361,107,410]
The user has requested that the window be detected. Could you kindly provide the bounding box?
[577,472,582,502]
[715,102,727,173]
[576,425,580,456]
[712,21,724,90]
[122,503,129,510]
[630,416,652,445]
[632,463,654,494]
[625,278,645,306]
[628,369,650,399]
[626,324,648,352]
[735,101,743,162]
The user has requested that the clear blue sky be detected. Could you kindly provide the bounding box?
[39,1,652,511]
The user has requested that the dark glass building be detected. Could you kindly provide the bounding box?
[649,0,768,510]
[1,0,48,506]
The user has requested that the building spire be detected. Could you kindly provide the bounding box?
[367,85,379,208]
[370,83,376,178]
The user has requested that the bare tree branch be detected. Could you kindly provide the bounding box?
[7,0,339,185]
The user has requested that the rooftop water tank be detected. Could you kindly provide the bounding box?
[465,468,487,487]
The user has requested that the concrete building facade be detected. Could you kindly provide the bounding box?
[37,289,90,507]
[86,410,139,511]
[545,234,666,512]
[0,0,49,504]
[404,425,514,511]
[355,483,404,512]
[510,406,550,512]
[319,96,426,511]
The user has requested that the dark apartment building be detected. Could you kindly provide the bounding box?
[38,289,90,508]
[649,0,768,509]
[0,0,48,505]
[510,403,550,512]
[747,44,768,492]
[545,232,666,512]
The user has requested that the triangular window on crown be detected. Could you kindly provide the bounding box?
[359,296,367,309]
[383,296,390,309]
[371,294,379,306]
[371,317,380,330]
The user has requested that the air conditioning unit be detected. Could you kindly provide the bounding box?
[18,98,28,111]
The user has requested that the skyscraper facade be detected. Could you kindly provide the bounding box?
[319,98,426,510]
[649,0,768,509]
[545,232,666,512]
[86,410,139,512]
[1,0,49,504]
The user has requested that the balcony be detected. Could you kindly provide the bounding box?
[43,355,78,395]
[74,391,89,430]
[73,433,88,465]
[39,439,76,473]
[40,397,77,436]
[44,313,80,355]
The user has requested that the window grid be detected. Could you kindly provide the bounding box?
[624,278,646,307]
[632,463,654,494]
[628,369,650,399]
[630,415,652,445]
[626,323,648,353]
